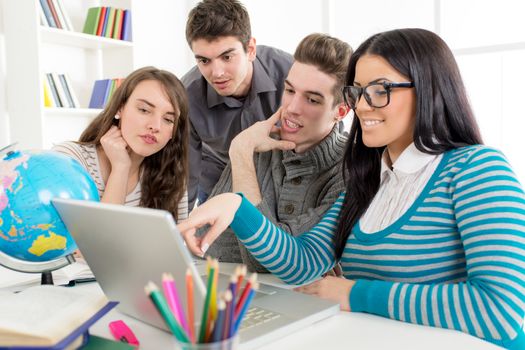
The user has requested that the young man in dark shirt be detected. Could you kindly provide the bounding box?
[182,0,293,208]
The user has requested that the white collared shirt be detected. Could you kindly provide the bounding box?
[360,143,443,233]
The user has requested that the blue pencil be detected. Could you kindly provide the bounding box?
[227,273,237,338]
[211,299,226,342]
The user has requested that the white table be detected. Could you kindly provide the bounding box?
[83,282,499,350]
[0,265,501,349]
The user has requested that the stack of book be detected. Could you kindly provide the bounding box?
[38,0,74,31]
[43,73,80,108]
[82,7,132,41]
[89,78,124,109]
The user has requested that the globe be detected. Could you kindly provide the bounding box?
[0,149,99,264]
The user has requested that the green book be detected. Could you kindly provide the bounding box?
[82,335,134,349]
[83,7,101,35]
[104,7,117,38]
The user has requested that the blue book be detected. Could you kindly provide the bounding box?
[121,10,132,41]
[39,0,56,28]
[89,79,111,109]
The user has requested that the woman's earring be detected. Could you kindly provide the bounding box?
[114,114,120,120]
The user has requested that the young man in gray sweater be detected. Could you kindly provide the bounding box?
[204,33,352,272]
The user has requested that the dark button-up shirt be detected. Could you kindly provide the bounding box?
[182,45,293,208]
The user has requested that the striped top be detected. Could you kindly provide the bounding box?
[52,141,188,220]
[229,145,525,348]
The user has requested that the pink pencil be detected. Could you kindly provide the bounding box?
[162,272,190,336]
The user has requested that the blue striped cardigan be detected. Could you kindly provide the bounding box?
[229,145,525,349]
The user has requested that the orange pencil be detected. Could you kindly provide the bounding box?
[185,268,195,343]
[235,265,247,297]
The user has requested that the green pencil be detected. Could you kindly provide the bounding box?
[145,281,190,343]
[199,259,216,342]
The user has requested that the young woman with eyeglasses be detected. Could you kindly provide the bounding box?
[178,29,525,348]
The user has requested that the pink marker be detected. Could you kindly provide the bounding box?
[109,320,140,347]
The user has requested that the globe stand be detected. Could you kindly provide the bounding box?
[0,250,75,285]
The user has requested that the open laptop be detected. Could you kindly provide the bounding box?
[52,198,339,349]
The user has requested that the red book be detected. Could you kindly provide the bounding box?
[96,7,107,36]
[46,0,62,29]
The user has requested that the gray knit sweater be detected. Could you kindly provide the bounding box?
[203,126,347,272]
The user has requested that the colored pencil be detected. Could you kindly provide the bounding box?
[144,281,190,343]
[198,259,216,342]
[235,265,247,297]
[226,274,237,339]
[211,299,226,342]
[162,273,189,336]
[235,272,257,318]
[210,260,219,321]
[233,282,258,334]
[222,289,233,340]
[185,268,195,343]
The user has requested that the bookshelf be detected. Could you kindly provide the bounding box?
[3,0,134,149]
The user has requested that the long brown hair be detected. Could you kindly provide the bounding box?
[79,66,189,219]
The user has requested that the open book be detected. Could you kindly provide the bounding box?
[0,285,114,348]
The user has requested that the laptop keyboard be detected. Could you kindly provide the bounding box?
[239,307,282,330]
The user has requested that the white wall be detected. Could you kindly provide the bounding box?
[131,0,193,77]
[441,0,525,182]
[0,0,7,148]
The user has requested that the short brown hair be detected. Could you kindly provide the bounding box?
[294,33,352,106]
[79,67,189,220]
[185,0,251,51]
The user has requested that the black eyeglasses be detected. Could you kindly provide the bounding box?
[342,81,414,109]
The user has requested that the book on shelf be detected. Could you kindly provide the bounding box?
[39,0,56,28]
[122,9,132,41]
[105,8,117,38]
[38,0,73,31]
[96,7,107,36]
[82,6,131,41]
[82,7,102,35]
[51,72,70,108]
[89,78,123,109]
[62,74,80,108]
[0,284,116,348]
[38,3,50,27]
[46,73,63,107]
[113,9,124,40]
[52,0,74,31]
[43,78,55,108]
[44,73,79,109]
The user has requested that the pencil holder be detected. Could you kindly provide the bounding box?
[173,333,239,350]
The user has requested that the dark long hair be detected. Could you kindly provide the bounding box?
[79,66,189,220]
[334,28,483,259]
